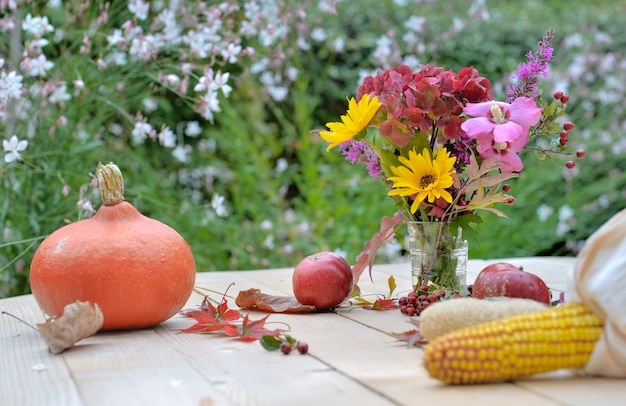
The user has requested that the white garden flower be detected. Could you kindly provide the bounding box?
[536,204,554,222]
[185,121,202,137]
[3,135,28,163]
[22,14,55,38]
[158,126,176,148]
[23,54,54,77]
[197,90,221,122]
[211,71,232,96]
[211,193,228,217]
[220,43,242,64]
[0,70,23,103]
[49,84,71,104]
[131,121,153,145]
[128,0,150,20]
[172,145,191,163]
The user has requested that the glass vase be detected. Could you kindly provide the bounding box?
[407,221,468,293]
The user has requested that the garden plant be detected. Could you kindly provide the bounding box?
[1,0,625,298]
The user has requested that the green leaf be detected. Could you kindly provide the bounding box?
[451,214,482,243]
[284,334,298,345]
[260,335,283,351]
[350,285,362,298]
[352,297,375,305]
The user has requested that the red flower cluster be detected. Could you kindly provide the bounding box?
[356,64,493,148]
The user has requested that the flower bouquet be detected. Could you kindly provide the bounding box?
[317,30,579,294]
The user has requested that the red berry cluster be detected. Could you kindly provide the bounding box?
[399,285,474,316]
[262,334,309,355]
[501,184,516,205]
[399,287,446,316]
[553,90,584,169]
[280,340,308,355]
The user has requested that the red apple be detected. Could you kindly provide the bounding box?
[292,251,353,310]
[472,262,551,305]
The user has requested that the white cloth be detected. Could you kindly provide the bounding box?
[569,208,626,377]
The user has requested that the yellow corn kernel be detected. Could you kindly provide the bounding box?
[423,301,604,385]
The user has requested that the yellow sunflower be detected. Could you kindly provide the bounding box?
[387,147,456,213]
[319,94,381,151]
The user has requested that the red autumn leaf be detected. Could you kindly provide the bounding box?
[222,314,283,342]
[181,292,286,344]
[393,329,427,347]
[352,211,406,286]
[207,295,241,321]
[392,319,427,346]
[180,295,241,334]
[186,295,240,322]
[180,310,229,334]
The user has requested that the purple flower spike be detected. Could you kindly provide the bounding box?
[507,29,554,101]
[341,140,382,179]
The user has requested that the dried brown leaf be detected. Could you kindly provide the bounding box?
[235,288,317,313]
[467,155,499,179]
[464,156,519,194]
[38,301,104,354]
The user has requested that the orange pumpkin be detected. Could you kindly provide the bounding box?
[30,163,196,330]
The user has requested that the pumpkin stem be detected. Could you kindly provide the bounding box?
[97,162,125,206]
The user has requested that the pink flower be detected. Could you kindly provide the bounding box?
[460,97,541,173]
[461,97,541,144]
[475,131,528,173]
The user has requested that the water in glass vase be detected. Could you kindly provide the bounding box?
[407,221,468,293]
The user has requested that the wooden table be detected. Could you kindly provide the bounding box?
[2,257,624,406]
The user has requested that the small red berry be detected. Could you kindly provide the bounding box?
[406,307,416,316]
[576,149,586,158]
[559,130,568,139]
[566,161,576,169]
[560,94,570,104]
[418,285,428,292]
[553,90,563,100]
[563,122,575,131]
[296,341,309,355]
[502,184,511,192]
[506,197,516,204]
[559,137,568,146]
[280,342,292,355]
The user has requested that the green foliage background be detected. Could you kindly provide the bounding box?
[1,0,625,297]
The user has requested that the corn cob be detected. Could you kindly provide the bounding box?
[423,301,604,385]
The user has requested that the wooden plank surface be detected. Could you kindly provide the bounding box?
[2,257,623,406]
[1,295,83,406]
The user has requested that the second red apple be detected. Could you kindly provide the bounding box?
[472,262,551,305]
